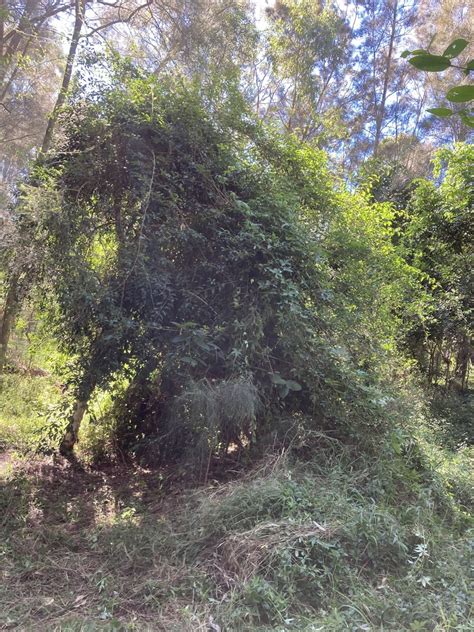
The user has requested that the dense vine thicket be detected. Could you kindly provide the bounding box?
[401,145,474,390]
[24,72,411,460]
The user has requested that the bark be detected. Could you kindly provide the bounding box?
[0,272,20,369]
[59,374,97,454]
[373,0,398,156]
[41,0,84,155]
[59,398,89,455]
[454,334,471,392]
[0,0,4,60]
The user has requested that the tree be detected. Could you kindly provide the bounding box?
[0,0,80,369]
[0,0,153,369]
[26,72,395,456]
[349,0,418,163]
[0,0,67,203]
[263,0,353,147]
[105,0,258,88]
[356,135,434,209]
[41,0,85,155]
[401,143,473,390]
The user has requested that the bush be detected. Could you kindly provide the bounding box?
[29,71,412,459]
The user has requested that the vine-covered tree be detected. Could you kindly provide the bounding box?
[27,71,404,457]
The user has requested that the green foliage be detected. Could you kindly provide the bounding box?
[0,372,60,452]
[168,427,472,630]
[22,69,412,460]
[404,38,474,127]
[0,10,473,632]
[265,0,350,144]
[443,38,469,59]
[408,54,452,72]
[427,107,456,117]
[0,341,472,631]
[446,84,474,102]
[400,144,473,388]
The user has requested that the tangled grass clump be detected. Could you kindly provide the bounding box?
[174,377,261,460]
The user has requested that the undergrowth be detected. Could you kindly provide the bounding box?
[0,336,472,630]
[0,371,61,452]
[0,413,472,631]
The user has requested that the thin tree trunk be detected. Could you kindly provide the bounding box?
[59,378,96,455]
[0,272,20,369]
[444,347,451,389]
[0,0,4,61]
[59,399,89,455]
[455,334,471,392]
[41,0,84,155]
[373,0,398,156]
[427,343,436,384]
[0,0,84,370]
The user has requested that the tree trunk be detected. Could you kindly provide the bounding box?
[0,272,20,369]
[0,0,84,368]
[0,0,4,61]
[59,376,96,455]
[373,0,398,156]
[41,0,84,155]
[455,334,471,392]
[59,399,89,455]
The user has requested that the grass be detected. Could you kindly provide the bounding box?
[0,326,64,452]
[0,371,61,452]
[0,343,472,630]
[0,429,472,630]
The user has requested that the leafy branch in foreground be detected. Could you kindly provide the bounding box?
[402,38,474,127]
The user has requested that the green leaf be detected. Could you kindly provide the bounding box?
[459,111,474,128]
[409,54,451,72]
[271,373,287,385]
[286,380,302,391]
[271,373,302,393]
[466,59,474,71]
[402,49,428,59]
[446,85,474,103]
[278,383,290,399]
[442,38,468,59]
[426,107,454,117]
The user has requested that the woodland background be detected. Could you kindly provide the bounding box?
[0,1,472,630]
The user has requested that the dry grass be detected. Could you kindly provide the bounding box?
[214,519,334,585]
[0,453,212,630]
[0,449,303,629]
[1,438,472,631]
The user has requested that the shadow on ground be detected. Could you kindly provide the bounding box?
[0,453,210,631]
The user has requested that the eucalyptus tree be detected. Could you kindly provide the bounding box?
[263,0,353,147]
[348,0,418,164]
[0,0,67,367]
[102,0,258,89]
[0,0,67,202]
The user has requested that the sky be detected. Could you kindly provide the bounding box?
[254,0,274,26]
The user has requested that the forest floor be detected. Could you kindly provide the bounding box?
[0,368,473,631]
[0,452,201,630]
